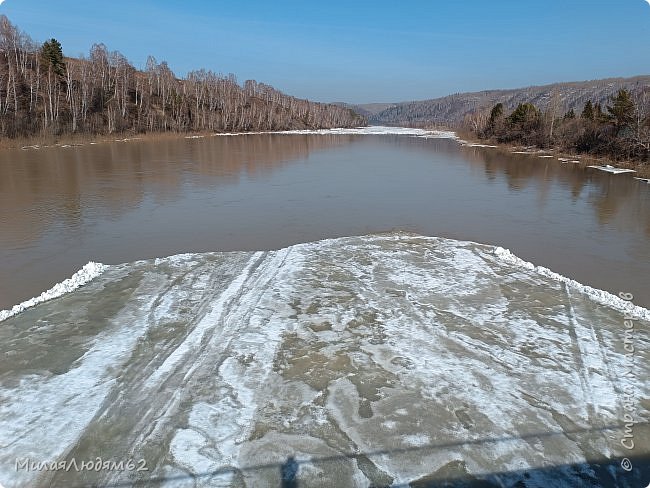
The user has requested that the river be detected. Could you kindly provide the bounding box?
[1,127,649,310]
[0,127,648,487]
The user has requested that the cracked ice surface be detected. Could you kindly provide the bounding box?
[0,234,648,487]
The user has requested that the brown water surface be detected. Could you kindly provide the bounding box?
[1,131,649,309]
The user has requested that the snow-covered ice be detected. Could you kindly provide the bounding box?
[0,234,648,487]
[212,125,459,139]
[587,165,636,174]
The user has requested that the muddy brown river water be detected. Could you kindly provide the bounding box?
[1,128,649,310]
[0,128,649,487]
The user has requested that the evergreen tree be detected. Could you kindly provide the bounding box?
[488,103,504,126]
[594,102,606,123]
[581,100,594,120]
[508,103,538,125]
[607,89,634,128]
[41,38,66,76]
[563,108,575,120]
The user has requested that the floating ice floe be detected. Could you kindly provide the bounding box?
[633,177,650,183]
[0,233,648,487]
[113,137,142,143]
[587,164,636,174]
[462,143,498,148]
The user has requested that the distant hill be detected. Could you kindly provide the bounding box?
[333,102,396,118]
[357,75,650,127]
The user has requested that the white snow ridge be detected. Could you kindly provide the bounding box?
[0,261,108,322]
[493,246,650,322]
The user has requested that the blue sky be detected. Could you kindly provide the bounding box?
[1,0,649,103]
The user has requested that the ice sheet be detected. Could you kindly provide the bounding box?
[587,165,636,174]
[1,234,648,487]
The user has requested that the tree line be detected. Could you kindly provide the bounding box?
[465,88,650,163]
[0,16,365,139]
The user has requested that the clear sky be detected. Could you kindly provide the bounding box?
[1,0,649,104]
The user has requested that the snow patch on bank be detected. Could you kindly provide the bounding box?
[0,262,108,322]
[493,246,650,321]
[212,126,459,139]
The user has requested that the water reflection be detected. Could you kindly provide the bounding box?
[459,145,650,236]
[0,134,356,247]
[0,134,357,308]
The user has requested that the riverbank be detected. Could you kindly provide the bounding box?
[8,126,650,179]
[451,128,650,179]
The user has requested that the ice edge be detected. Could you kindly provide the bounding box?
[0,262,108,323]
[493,246,650,322]
[3,236,648,324]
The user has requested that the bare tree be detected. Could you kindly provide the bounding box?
[0,16,365,140]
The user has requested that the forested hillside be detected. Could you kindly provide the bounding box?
[470,88,650,164]
[368,76,650,127]
[0,16,364,140]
